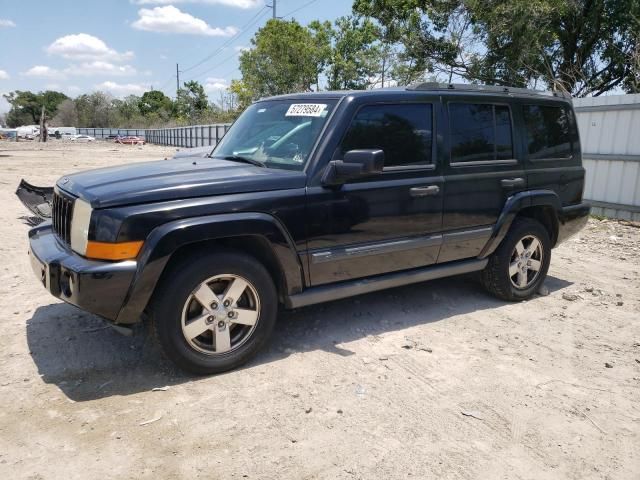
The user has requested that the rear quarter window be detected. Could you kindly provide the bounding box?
[522,105,572,159]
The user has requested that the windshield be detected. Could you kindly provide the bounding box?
[211,99,338,170]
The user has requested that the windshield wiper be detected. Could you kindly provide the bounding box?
[214,155,266,168]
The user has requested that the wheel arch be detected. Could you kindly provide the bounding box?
[115,212,304,324]
[478,190,561,259]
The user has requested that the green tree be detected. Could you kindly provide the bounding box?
[111,95,144,127]
[354,0,640,96]
[322,16,383,90]
[74,91,115,127]
[175,81,209,121]
[138,90,173,118]
[228,79,254,111]
[238,19,319,101]
[3,90,68,127]
[51,99,78,126]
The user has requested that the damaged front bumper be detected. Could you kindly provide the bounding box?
[16,179,53,220]
[29,223,137,322]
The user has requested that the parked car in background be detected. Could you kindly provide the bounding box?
[26,83,590,374]
[69,134,95,142]
[116,135,145,145]
[49,127,77,138]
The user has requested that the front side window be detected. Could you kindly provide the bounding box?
[340,103,433,167]
[211,99,337,170]
[523,105,572,159]
[449,103,514,163]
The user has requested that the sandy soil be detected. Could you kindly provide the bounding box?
[0,141,638,480]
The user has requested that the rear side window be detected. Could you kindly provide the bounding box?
[341,103,433,167]
[449,103,514,163]
[523,105,572,159]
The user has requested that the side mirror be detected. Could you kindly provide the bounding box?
[322,149,384,185]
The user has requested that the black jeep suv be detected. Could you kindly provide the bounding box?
[28,83,590,374]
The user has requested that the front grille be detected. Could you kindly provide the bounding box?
[51,191,74,245]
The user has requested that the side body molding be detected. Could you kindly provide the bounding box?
[115,212,303,324]
[478,190,561,259]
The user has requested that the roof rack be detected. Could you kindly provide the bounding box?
[406,82,572,99]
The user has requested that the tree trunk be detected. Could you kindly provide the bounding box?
[39,105,47,143]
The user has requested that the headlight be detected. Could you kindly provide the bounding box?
[70,198,92,255]
[69,198,143,260]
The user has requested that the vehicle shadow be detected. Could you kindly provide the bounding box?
[27,274,572,402]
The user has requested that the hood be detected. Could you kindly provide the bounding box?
[58,157,306,208]
[172,145,214,159]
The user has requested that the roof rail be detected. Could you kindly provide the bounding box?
[406,82,572,99]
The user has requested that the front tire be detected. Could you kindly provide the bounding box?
[481,217,551,301]
[149,249,278,375]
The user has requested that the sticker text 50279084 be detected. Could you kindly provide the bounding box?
[285,104,327,117]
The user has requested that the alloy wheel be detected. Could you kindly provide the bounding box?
[509,235,543,289]
[181,274,260,355]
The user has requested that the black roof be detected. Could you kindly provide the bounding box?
[263,82,572,102]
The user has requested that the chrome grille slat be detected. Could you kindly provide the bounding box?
[51,191,74,245]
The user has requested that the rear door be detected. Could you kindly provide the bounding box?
[439,98,526,263]
[305,100,444,285]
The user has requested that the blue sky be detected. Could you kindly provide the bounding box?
[0,0,352,113]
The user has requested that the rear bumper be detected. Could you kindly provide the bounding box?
[28,223,137,322]
[556,202,590,245]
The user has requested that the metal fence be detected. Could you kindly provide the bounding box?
[77,124,232,147]
[574,94,640,221]
[146,124,231,148]
[76,128,149,139]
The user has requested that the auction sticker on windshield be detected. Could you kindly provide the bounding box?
[285,104,328,117]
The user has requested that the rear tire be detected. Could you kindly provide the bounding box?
[481,217,551,301]
[149,249,278,375]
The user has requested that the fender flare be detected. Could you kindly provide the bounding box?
[478,190,561,259]
[115,212,303,324]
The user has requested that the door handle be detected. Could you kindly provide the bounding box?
[410,185,440,197]
[501,178,525,189]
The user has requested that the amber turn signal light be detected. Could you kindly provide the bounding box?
[85,240,144,260]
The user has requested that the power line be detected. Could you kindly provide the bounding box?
[185,7,271,81]
[282,0,318,18]
[190,1,319,83]
[181,6,270,74]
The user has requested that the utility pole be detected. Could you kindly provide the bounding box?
[272,0,276,18]
[176,63,180,96]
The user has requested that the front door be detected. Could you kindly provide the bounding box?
[305,102,444,286]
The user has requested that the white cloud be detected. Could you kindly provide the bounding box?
[0,70,9,80]
[23,65,65,79]
[0,19,16,27]
[46,33,134,62]
[131,0,261,8]
[132,6,238,36]
[65,61,137,76]
[205,77,229,91]
[95,81,148,96]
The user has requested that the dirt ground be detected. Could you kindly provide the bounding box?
[0,141,638,480]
